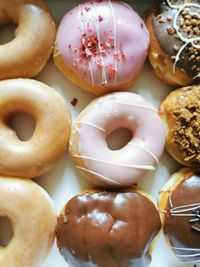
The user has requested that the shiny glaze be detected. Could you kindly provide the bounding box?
[164,174,200,264]
[56,191,161,267]
[56,0,149,86]
[152,0,200,79]
[70,92,165,187]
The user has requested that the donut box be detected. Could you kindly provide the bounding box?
[0,0,199,267]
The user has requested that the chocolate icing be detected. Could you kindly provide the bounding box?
[164,174,200,263]
[56,191,161,267]
[152,0,200,79]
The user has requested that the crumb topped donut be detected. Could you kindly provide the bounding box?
[0,79,71,178]
[70,92,165,187]
[0,177,55,267]
[159,84,200,168]
[158,168,200,264]
[146,0,200,86]
[0,0,56,80]
[56,189,161,267]
[54,0,150,95]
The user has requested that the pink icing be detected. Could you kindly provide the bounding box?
[56,0,150,86]
[71,92,166,187]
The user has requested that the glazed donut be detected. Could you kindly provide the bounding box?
[158,168,200,265]
[54,0,150,95]
[56,189,161,267]
[146,0,200,86]
[70,92,165,187]
[159,84,200,168]
[0,0,56,80]
[0,78,71,178]
[0,177,55,267]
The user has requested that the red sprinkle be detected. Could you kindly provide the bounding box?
[141,23,144,28]
[113,52,118,60]
[85,7,91,12]
[107,64,116,78]
[68,44,71,48]
[70,98,78,106]
[98,15,103,22]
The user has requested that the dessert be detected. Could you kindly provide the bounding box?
[0,177,56,267]
[146,0,200,86]
[0,79,71,178]
[70,92,165,187]
[56,189,161,267]
[159,168,200,265]
[0,0,56,80]
[159,84,200,168]
[54,0,150,95]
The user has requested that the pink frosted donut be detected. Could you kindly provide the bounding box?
[54,0,150,95]
[70,92,165,187]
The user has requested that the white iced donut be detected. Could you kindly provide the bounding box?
[0,177,56,267]
[70,92,165,187]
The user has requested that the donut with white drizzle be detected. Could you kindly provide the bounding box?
[159,168,200,265]
[54,0,150,95]
[146,0,200,86]
[69,92,165,188]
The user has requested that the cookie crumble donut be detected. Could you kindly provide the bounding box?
[54,0,150,95]
[158,168,200,265]
[159,84,200,168]
[0,78,71,178]
[70,92,165,187]
[146,0,200,86]
[0,177,55,267]
[56,189,161,267]
[0,0,56,80]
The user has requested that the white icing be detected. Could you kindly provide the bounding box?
[70,92,165,187]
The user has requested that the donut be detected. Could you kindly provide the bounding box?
[0,177,55,267]
[146,0,200,86]
[70,92,165,187]
[0,78,71,178]
[56,189,161,267]
[159,84,200,168]
[0,0,56,80]
[158,168,200,265]
[54,0,150,95]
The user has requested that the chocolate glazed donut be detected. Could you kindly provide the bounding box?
[146,0,200,86]
[159,168,200,265]
[56,190,161,267]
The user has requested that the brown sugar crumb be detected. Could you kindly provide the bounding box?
[70,98,78,106]
[172,86,200,164]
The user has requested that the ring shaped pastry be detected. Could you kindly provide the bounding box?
[146,0,200,86]
[158,168,200,265]
[70,92,165,187]
[0,0,56,80]
[54,0,150,95]
[0,177,55,267]
[159,84,200,168]
[56,189,161,267]
[0,79,71,178]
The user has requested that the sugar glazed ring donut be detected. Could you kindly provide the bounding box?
[0,79,71,178]
[0,177,55,267]
[54,0,150,95]
[158,168,200,265]
[56,189,161,267]
[159,84,200,168]
[70,92,165,187]
[0,0,56,80]
[146,0,200,86]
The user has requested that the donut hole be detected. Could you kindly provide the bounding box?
[106,128,133,150]
[0,216,13,247]
[7,112,36,141]
[0,23,17,44]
